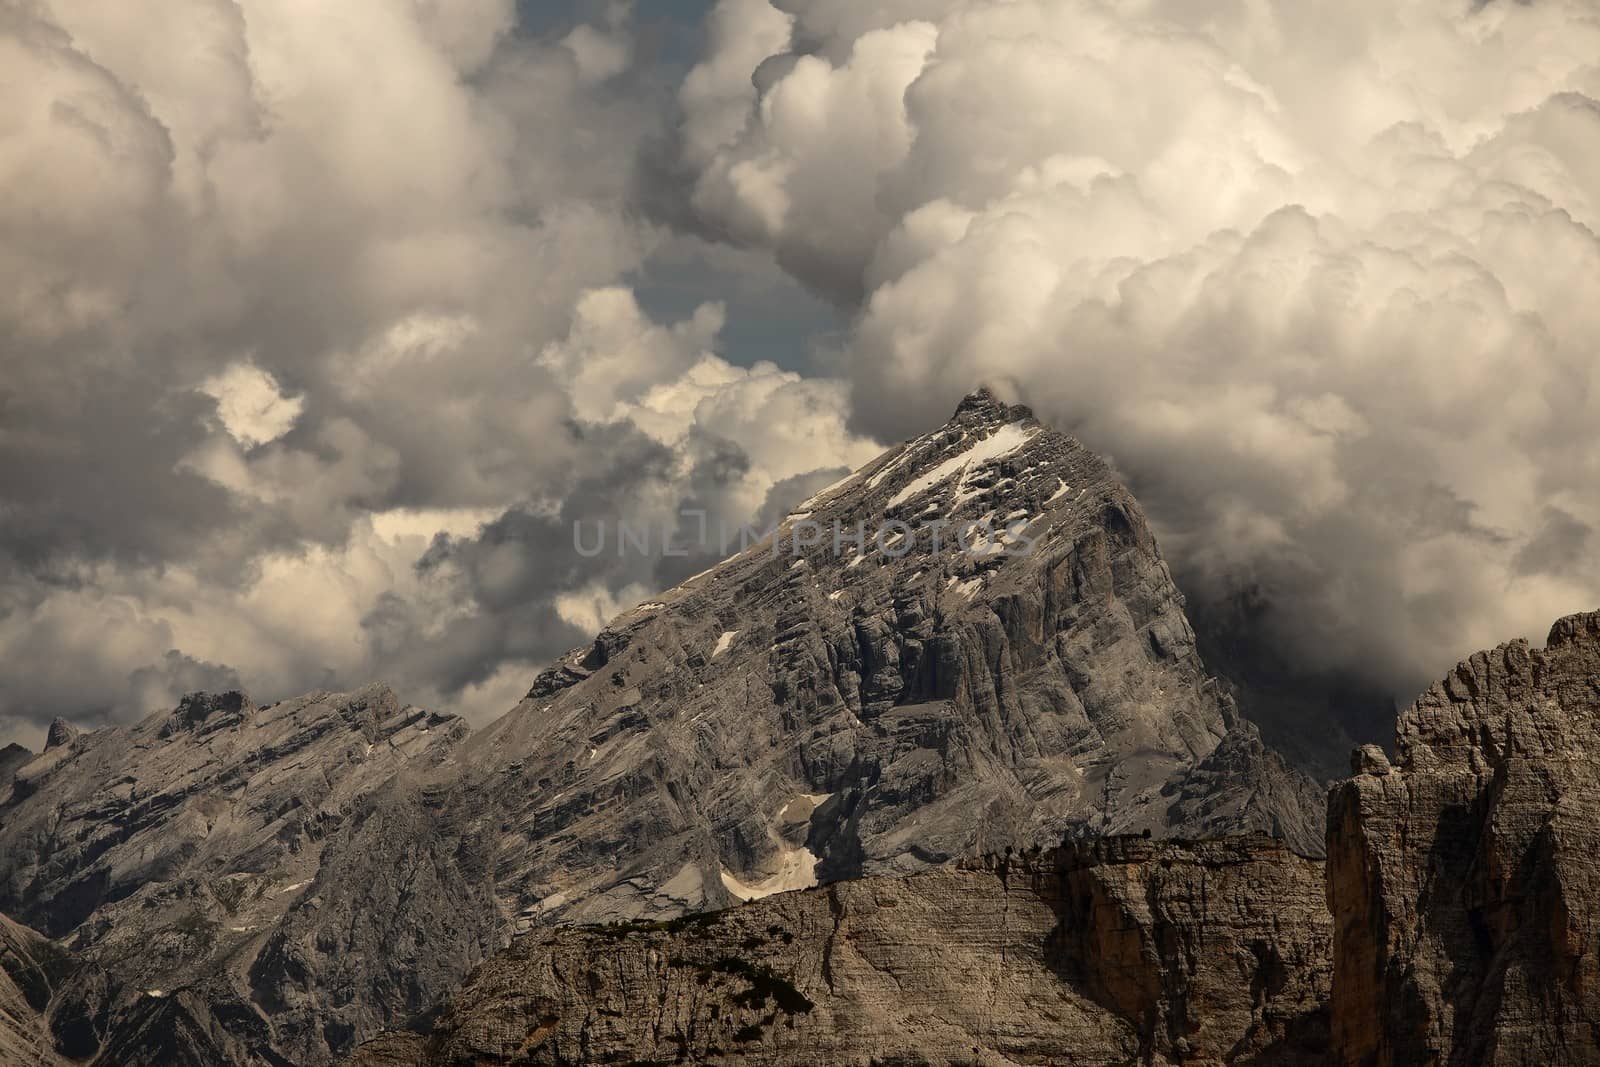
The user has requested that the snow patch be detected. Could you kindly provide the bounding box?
[949,577,983,600]
[778,792,833,822]
[886,422,1038,509]
[720,846,819,901]
[865,441,923,489]
[712,630,739,658]
[1046,478,1072,503]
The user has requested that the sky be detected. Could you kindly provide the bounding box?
[1,0,1598,751]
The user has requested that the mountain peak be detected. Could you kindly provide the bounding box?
[1546,608,1600,649]
[44,718,78,751]
[160,689,253,738]
[951,385,1034,425]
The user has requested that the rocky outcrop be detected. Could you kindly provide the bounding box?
[347,834,1330,1067]
[0,685,492,1066]
[1328,610,1600,1066]
[42,719,78,752]
[1050,836,1332,1064]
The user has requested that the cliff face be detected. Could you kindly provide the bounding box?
[347,835,1331,1067]
[1050,836,1332,1065]
[1327,610,1600,1067]
[0,686,497,1067]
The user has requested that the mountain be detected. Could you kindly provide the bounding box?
[350,609,1600,1067]
[0,389,1322,1064]
[1,913,68,1066]
[453,387,1322,930]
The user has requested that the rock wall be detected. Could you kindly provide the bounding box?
[1327,610,1600,1066]
[1049,836,1331,1065]
[348,835,1331,1067]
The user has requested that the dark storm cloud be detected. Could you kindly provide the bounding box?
[1516,507,1593,577]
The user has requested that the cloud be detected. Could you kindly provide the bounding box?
[198,364,306,448]
[0,0,879,744]
[682,0,1600,698]
[18,0,1596,752]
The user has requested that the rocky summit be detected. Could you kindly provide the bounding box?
[13,390,1598,1066]
[458,386,1323,933]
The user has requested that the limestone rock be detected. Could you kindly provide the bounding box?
[1328,610,1600,1066]
[0,744,30,789]
[347,834,1330,1067]
[42,719,78,752]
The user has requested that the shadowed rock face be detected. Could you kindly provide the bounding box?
[1328,610,1600,1067]
[346,835,1331,1067]
[0,744,32,784]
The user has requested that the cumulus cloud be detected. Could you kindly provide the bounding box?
[0,0,878,748]
[683,0,1600,704]
[12,0,1598,757]
[198,364,306,448]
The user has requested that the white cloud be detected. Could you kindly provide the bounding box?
[682,0,1600,692]
[0,1,883,739]
[199,364,305,448]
